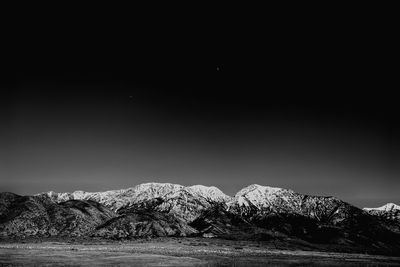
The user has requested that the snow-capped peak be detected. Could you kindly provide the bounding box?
[364,203,400,212]
[232,184,293,208]
[235,184,284,198]
[187,185,231,202]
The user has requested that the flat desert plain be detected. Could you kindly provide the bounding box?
[1,238,400,266]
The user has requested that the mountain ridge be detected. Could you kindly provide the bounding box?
[39,182,399,215]
[1,182,399,255]
[37,182,400,236]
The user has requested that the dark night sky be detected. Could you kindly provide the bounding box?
[1,12,399,208]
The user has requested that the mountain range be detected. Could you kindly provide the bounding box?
[1,183,399,255]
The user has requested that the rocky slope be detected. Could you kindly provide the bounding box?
[0,192,116,238]
[364,203,400,234]
[93,211,197,239]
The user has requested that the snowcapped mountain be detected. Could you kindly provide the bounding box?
[227,184,357,226]
[3,183,400,254]
[364,203,400,233]
[364,203,400,212]
[42,183,232,221]
[43,182,370,225]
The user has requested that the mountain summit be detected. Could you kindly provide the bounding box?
[364,203,400,212]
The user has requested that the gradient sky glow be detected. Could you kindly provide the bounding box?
[2,20,399,208]
[1,80,398,208]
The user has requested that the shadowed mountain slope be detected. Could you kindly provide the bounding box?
[93,211,197,239]
[0,192,116,237]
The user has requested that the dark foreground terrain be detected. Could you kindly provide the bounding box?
[1,238,400,266]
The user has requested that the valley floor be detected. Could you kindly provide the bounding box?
[0,238,400,266]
